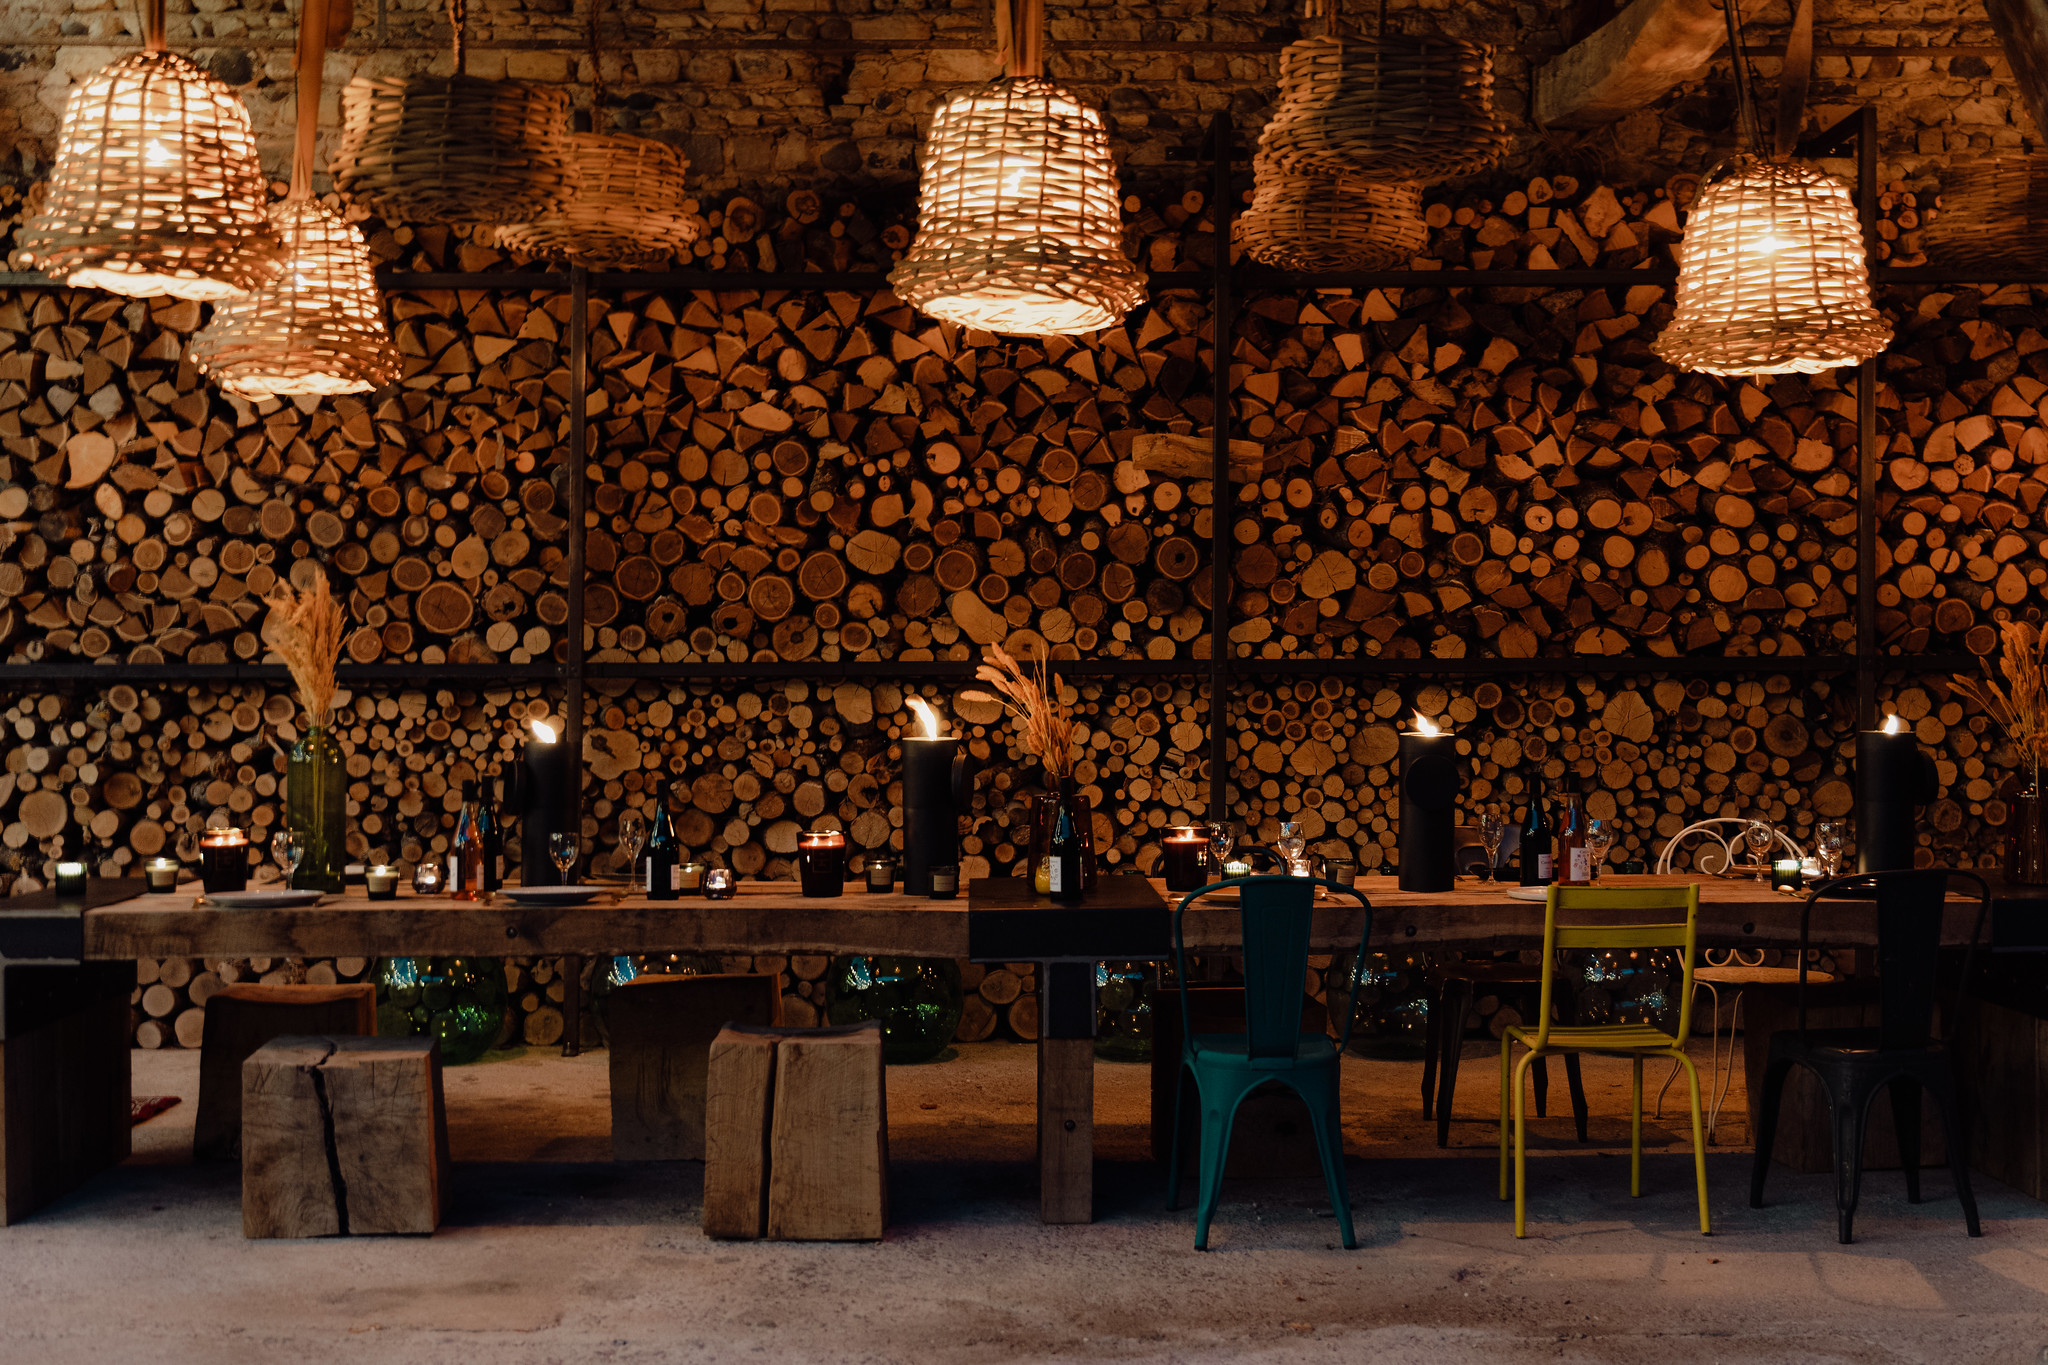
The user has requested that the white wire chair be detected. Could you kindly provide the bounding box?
[1654,819,1807,874]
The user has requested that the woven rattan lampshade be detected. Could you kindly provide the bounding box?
[190,200,398,397]
[496,133,698,266]
[1653,156,1892,376]
[1256,35,1506,182]
[1925,157,2048,271]
[890,76,1144,335]
[16,48,280,300]
[1237,157,1426,270]
[334,73,574,226]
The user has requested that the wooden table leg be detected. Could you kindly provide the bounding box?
[1036,960,1096,1224]
[0,962,133,1224]
[560,953,583,1058]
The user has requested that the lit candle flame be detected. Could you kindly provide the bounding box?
[1412,712,1441,737]
[1882,713,1903,735]
[531,719,558,743]
[906,697,941,739]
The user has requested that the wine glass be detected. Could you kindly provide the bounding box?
[548,832,578,886]
[270,829,304,888]
[1477,813,1506,882]
[1815,820,1846,879]
[1206,821,1237,875]
[618,810,646,880]
[1585,819,1614,882]
[1743,819,1775,882]
[1275,821,1306,864]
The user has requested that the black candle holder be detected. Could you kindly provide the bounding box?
[512,733,574,886]
[903,736,969,897]
[1161,827,1209,892]
[1398,727,1461,893]
[199,829,250,894]
[1857,725,1936,872]
[799,830,847,898]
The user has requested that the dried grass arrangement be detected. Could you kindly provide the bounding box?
[965,643,1077,780]
[333,0,573,226]
[890,77,1144,336]
[1652,156,1891,376]
[1236,158,1426,270]
[1255,34,1506,182]
[17,42,280,300]
[265,568,346,729]
[496,132,699,266]
[1925,157,2048,271]
[1954,620,2048,789]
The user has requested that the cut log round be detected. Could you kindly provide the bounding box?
[415,582,475,635]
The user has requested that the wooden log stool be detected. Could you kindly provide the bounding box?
[608,973,783,1160]
[241,1035,450,1239]
[195,983,376,1161]
[703,1019,887,1241]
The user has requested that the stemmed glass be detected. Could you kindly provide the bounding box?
[270,829,304,889]
[1477,813,1505,882]
[618,811,646,881]
[1586,819,1614,882]
[1743,819,1775,882]
[548,832,579,886]
[1815,820,1846,879]
[1206,821,1237,876]
[1275,821,1306,865]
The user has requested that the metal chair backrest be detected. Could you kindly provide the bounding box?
[1534,883,1701,1049]
[1799,869,1990,1050]
[1173,875,1373,1061]
[1656,819,1806,874]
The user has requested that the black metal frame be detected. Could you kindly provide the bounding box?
[0,105,1988,815]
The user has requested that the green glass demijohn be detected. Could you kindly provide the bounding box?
[286,722,347,892]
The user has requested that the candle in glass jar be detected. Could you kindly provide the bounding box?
[678,859,707,893]
[411,861,444,895]
[1161,826,1209,892]
[145,857,179,892]
[366,864,400,900]
[1223,858,1251,879]
[1771,858,1803,892]
[53,861,87,897]
[199,826,250,894]
[864,855,896,893]
[798,829,847,899]
[702,867,736,900]
[928,863,959,899]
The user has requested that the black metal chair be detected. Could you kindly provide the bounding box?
[1748,868,1991,1244]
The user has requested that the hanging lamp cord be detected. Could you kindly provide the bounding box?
[1719,0,1765,154]
[141,0,167,52]
[291,0,331,199]
[448,0,466,77]
[587,0,606,128]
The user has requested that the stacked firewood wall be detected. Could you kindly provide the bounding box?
[0,171,2031,1027]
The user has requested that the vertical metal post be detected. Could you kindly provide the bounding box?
[561,263,590,1057]
[1854,106,1879,730]
[1206,113,1235,823]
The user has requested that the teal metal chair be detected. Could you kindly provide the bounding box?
[1165,874,1373,1250]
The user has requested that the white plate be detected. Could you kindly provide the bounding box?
[203,889,326,909]
[498,885,607,906]
[1505,886,1549,902]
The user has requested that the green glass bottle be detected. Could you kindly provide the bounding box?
[287,724,346,892]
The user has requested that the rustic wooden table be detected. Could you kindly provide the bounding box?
[0,873,1983,1227]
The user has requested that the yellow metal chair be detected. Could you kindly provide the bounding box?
[1498,883,1710,1238]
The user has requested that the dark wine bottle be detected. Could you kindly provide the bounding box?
[645,784,679,900]
[477,771,503,893]
[450,779,482,900]
[1049,777,1084,903]
[1519,777,1554,887]
[1558,789,1590,886]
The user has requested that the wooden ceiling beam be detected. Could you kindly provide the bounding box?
[1535,0,1750,130]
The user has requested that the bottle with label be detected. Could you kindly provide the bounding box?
[449,779,483,900]
[476,771,503,893]
[1519,777,1554,887]
[645,783,679,900]
[1049,777,1084,903]
[1558,789,1590,886]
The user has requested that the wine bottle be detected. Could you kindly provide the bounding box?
[450,779,482,900]
[1519,777,1554,887]
[645,783,679,900]
[1559,789,1590,886]
[1049,777,1084,903]
[477,771,503,893]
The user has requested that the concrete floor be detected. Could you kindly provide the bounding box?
[1,1041,2042,1364]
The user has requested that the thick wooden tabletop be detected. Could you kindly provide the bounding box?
[77,873,1980,962]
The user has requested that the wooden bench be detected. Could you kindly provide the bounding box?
[195,983,376,1161]
[703,1019,886,1241]
[241,1035,449,1239]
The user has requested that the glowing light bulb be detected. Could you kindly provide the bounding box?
[1412,712,1441,737]
[144,138,176,167]
[531,720,558,743]
[906,697,941,739]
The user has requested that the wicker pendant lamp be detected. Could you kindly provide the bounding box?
[1236,155,1425,270]
[1255,0,1505,183]
[889,0,1143,335]
[1924,157,2048,272]
[16,0,280,300]
[1651,0,1890,376]
[496,0,700,267]
[191,0,398,398]
[333,0,573,226]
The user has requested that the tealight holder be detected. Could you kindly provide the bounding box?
[366,864,400,900]
[54,861,87,897]
[1771,858,1803,892]
[1161,826,1209,892]
[678,859,707,893]
[928,863,959,899]
[145,857,180,892]
[411,861,444,895]
[199,826,250,894]
[798,829,847,899]
[702,867,736,900]
[864,855,896,893]
[1222,859,1251,879]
